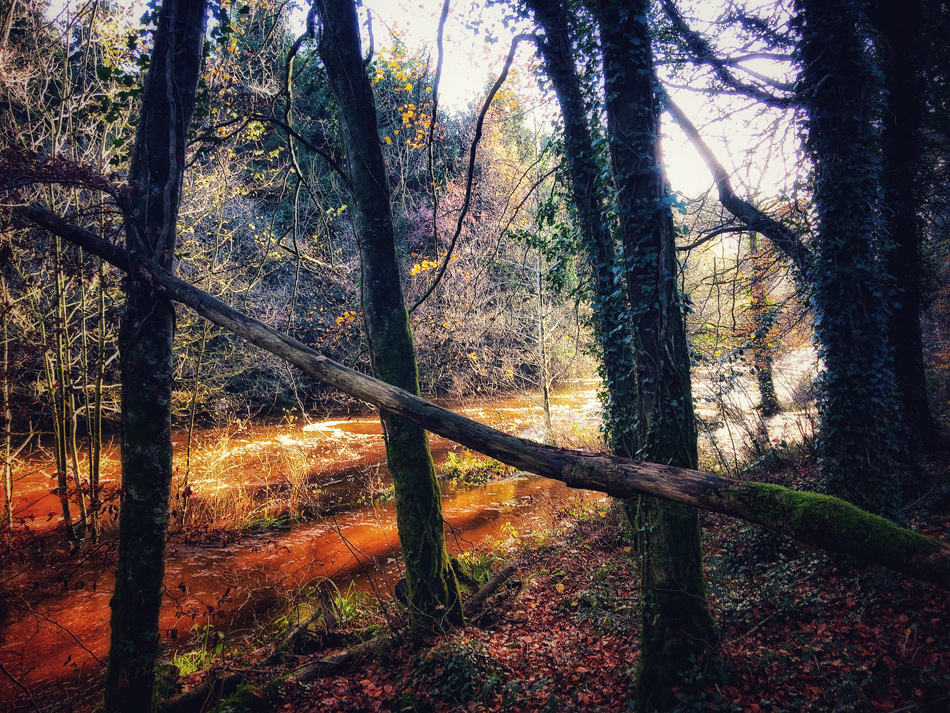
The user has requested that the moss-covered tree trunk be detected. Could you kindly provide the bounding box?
[797,0,907,518]
[596,1,717,708]
[524,0,639,459]
[313,0,462,630]
[104,1,207,711]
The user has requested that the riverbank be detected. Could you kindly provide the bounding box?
[156,449,950,713]
[1,384,608,711]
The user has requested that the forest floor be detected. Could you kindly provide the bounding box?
[159,447,950,713]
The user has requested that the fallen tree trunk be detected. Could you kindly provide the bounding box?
[16,205,950,590]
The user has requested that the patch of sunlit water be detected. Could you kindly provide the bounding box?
[2,384,611,707]
[694,348,818,473]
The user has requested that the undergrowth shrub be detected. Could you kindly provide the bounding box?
[172,623,224,676]
[439,449,513,485]
[454,549,503,587]
[414,639,507,703]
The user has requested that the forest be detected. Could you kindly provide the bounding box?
[1,0,949,711]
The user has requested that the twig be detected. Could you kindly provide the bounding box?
[291,639,378,682]
[0,661,42,713]
[157,669,244,713]
[264,608,322,665]
[21,602,105,665]
[410,34,533,312]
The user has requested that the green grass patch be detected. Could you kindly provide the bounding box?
[439,449,514,485]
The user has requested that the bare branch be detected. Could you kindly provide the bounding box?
[677,225,747,252]
[254,114,353,194]
[409,33,534,313]
[660,0,795,109]
[424,0,452,268]
[663,97,811,277]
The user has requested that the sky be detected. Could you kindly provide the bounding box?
[47,0,801,200]
[360,0,800,199]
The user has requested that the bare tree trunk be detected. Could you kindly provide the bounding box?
[313,0,463,630]
[0,0,17,58]
[181,320,208,528]
[748,234,780,416]
[41,249,75,540]
[536,255,554,444]
[103,1,207,710]
[1,272,12,527]
[88,258,106,541]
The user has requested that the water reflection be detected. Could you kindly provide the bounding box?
[0,383,603,707]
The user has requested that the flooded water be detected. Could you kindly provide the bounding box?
[0,383,605,709]
[0,347,818,710]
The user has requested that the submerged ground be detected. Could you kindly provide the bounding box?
[159,449,950,713]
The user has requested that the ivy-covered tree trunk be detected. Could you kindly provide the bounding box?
[314,0,462,630]
[871,0,935,452]
[797,0,907,518]
[748,234,780,416]
[596,0,717,709]
[104,1,207,711]
[524,0,639,459]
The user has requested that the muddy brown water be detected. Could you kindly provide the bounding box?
[0,384,604,708]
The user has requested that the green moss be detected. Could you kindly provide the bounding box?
[240,514,292,533]
[736,483,948,584]
[209,682,265,713]
[440,449,513,485]
[450,556,481,589]
[385,412,464,630]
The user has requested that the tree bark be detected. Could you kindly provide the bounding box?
[20,207,950,592]
[2,271,13,528]
[871,0,935,452]
[597,1,717,708]
[313,0,462,630]
[0,0,17,57]
[748,234,781,416]
[103,1,207,710]
[797,0,908,518]
[524,0,640,458]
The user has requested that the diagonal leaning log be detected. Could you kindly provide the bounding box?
[17,204,950,590]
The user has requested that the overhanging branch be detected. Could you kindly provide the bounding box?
[664,97,812,279]
[659,0,795,109]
